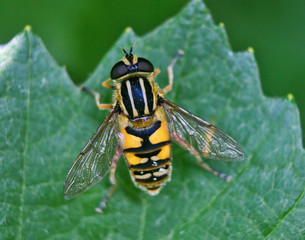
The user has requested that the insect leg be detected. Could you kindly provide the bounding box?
[95,146,123,213]
[80,85,113,110]
[102,78,115,90]
[160,50,184,95]
[171,131,232,182]
[152,69,160,78]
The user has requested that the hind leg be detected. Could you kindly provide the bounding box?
[171,131,232,182]
[95,146,123,213]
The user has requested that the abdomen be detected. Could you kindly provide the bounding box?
[120,119,172,195]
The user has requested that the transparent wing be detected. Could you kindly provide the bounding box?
[63,109,120,199]
[162,98,244,161]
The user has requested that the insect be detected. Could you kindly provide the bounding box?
[63,47,244,212]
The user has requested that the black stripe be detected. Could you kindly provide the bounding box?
[124,141,170,153]
[126,120,161,137]
[121,80,133,117]
[130,78,145,116]
[135,149,161,158]
[129,158,170,169]
[135,173,168,183]
[143,77,154,112]
[146,186,160,190]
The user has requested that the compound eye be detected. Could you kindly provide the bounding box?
[110,61,128,79]
[137,57,154,73]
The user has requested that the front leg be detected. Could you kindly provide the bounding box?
[80,85,113,110]
[102,78,115,90]
[160,50,184,95]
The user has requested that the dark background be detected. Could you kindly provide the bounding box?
[1,0,304,144]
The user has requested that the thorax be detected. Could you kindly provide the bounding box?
[115,76,158,120]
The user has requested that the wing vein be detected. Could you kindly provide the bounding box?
[162,98,244,161]
[63,109,120,199]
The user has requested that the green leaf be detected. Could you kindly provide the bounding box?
[1,1,304,239]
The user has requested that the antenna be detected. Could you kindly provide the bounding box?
[129,40,137,55]
[115,43,128,56]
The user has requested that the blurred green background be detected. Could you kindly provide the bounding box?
[1,0,304,144]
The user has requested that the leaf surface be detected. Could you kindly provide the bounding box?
[1,1,304,239]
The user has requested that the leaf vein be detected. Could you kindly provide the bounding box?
[16,31,32,240]
[264,186,305,238]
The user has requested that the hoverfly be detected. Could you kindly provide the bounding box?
[63,47,244,212]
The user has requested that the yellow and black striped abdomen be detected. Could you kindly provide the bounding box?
[121,120,171,195]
